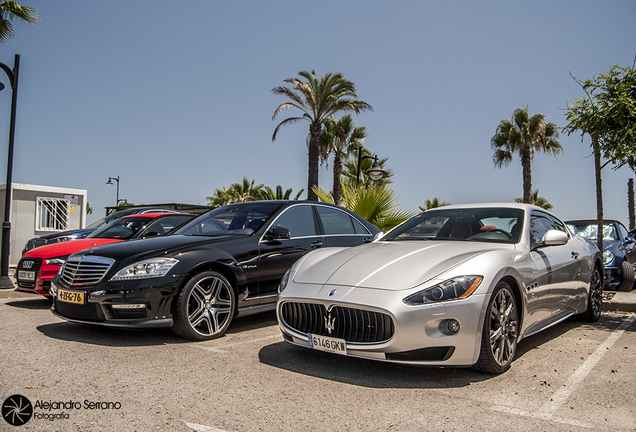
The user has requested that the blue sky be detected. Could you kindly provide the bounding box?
[0,1,635,225]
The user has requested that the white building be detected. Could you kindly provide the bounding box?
[0,183,87,268]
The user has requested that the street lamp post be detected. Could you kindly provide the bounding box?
[356,147,386,186]
[106,176,121,206]
[0,54,20,289]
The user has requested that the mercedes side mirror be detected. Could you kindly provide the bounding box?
[265,226,290,241]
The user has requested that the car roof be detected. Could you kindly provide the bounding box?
[422,202,546,212]
[565,219,623,225]
[117,213,193,219]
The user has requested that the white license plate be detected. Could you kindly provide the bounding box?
[308,334,347,355]
[17,270,35,281]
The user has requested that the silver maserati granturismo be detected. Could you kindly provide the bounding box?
[276,203,603,374]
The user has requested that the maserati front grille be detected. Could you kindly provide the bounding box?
[280,301,394,343]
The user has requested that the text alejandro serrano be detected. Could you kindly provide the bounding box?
[34,400,122,410]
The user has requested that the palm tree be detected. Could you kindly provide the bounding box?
[259,185,304,201]
[491,106,562,203]
[319,114,367,205]
[0,1,38,44]
[314,181,415,232]
[515,190,553,210]
[206,186,232,207]
[272,70,372,201]
[418,197,451,212]
[206,178,265,205]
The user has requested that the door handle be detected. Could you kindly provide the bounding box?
[363,237,373,243]
[311,241,323,249]
[571,252,579,259]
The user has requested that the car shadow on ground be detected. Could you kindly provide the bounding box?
[36,310,279,348]
[258,341,491,389]
[5,297,52,310]
[36,322,186,347]
[226,311,278,335]
[258,313,634,389]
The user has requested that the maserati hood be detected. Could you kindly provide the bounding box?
[292,241,506,290]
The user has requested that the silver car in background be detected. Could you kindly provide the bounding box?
[277,203,603,374]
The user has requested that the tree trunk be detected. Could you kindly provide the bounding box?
[592,133,604,252]
[629,178,635,230]
[307,121,322,201]
[332,150,343,206]
[521,148,532,203]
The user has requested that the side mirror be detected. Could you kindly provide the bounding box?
[265,226,290,241]
[539,229,569,247]
[624,236,636,245]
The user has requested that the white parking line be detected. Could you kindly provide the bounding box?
[188,334,282,354]
[185,422,229,432]
[492,314,636,428]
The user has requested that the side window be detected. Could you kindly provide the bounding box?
[316,206,356,235]
[272,205,316,238]
[154,216,192,234]
[530,213,552,244]
[547,214,568,234]
[618,223,629,240]
[351,216,371,235]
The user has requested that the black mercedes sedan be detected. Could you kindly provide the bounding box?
[50,201,381,340]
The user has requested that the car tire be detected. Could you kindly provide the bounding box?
[474,281,519,374]
[172,271,236,341]
[576,265,603,322]
[617,260,635,292]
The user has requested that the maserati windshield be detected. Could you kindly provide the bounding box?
[383,208,524,244]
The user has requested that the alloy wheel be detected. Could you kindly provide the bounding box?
[489,287,518,367]
[187,275,233,337]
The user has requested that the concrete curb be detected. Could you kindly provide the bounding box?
[602,291,636,313]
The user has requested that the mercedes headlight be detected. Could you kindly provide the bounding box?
[403,276,483,305]
[111,258,179,281]
[602,251,614,265]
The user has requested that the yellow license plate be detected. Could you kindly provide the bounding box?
[57,289,85,304]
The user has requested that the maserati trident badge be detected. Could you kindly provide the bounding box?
[324,314,336,335]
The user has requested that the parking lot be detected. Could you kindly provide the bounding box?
[1,292,635,432]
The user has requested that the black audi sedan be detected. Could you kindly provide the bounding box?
[50,201,381,340]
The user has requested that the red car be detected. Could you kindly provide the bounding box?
[15,213,194,297]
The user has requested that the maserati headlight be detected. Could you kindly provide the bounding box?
[403,276,483,305]
[278,269,292,293]
[111,258,179,281]
[602,251,614,265]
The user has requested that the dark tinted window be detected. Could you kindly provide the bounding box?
[352,216,371,234]
[88,217,153,239]
[143,216,192,236]
[272,205,316,237]
[316,206,356,235]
